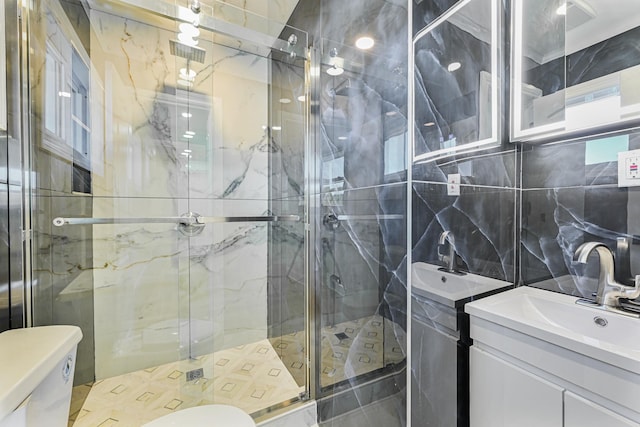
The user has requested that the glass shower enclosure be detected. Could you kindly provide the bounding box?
[26,0,309,423]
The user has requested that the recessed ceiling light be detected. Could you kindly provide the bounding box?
[386,111,398,116]
[181,112,193,118]
[297,95,306,102]
[338,136,348,140]
[183,149,192,153]
[326,65,344,76]
[447,62,461,72]
[556,3,567,15]
[424,122,435,127]
[181,152,189,156]
[183,134,194,139]
[279,98,292,104]
[185,130,195,135]
[355,36,375,50]
[272,126,282,131]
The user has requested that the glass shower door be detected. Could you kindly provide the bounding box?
[28,0,309,424]
[175,16,309,413]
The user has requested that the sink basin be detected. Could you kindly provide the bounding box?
[411,262,511,308]
[465,286,640,374]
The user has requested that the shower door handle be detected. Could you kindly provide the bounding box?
[52,216,197,226]
[53,214,300,226]
[192,215,300,224]
[53,214,300,236]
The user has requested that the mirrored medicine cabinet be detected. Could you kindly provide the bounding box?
[512,0,640,141]
[413,0,500,163]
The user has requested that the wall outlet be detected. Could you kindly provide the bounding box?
[618,149,640,187]
[448,174,461,196]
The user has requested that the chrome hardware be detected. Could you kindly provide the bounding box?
[52,214,301,236]
[178,212,205,236]
[62,355,73,383]
[573,242,640,315]
[52,214,300,227]
[438,231,464,274]
[593,316,608,327]
[322,213,340,231]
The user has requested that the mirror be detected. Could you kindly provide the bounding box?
[512,0,640,141]
[413,0,500,163]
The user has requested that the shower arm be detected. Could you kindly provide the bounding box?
[52,214,300,227]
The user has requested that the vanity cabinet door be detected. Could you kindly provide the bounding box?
[469,346,563,427]
[564,391,640,427]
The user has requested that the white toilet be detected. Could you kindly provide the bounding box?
[142,404,256,427]
[0,325,82,427]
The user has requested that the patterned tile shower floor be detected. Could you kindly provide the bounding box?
[273,315,406,388]
[69,315,405,426]
[68,339,303,426]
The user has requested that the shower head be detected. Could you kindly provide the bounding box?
[169,40,206,63]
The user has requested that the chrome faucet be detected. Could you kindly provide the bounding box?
[438,231,458,274]
[573,242,640,314]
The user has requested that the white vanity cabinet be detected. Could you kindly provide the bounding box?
[466,287,640,427]
[469,346,640,427]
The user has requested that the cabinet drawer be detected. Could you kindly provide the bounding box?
[470,347,563,427]
[565,391,640,427]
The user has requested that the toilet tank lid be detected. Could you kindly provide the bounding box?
[0,325,83,421]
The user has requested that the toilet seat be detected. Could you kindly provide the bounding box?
[142,404,256,427]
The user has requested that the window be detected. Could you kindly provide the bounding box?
[44,43,68,143]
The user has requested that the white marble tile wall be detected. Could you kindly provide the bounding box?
[88,8,275,378]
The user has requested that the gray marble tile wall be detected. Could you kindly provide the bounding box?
[286,0,409,423]
[521,132,640,296]
[412,150,517,282]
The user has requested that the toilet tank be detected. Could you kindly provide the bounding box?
[0,325,83,427]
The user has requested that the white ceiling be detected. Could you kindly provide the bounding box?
[523,0,640,64]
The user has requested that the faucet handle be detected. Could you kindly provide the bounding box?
[619,275,640,301]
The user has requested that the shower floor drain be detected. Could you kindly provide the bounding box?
[335,332,349,341]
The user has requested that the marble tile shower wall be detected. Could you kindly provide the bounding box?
[29,0,307,382]
[87,9,289,379]
[286,0,408,424]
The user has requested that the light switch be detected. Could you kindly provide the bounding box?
[447,174,461,196]
[618,149,640,187]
